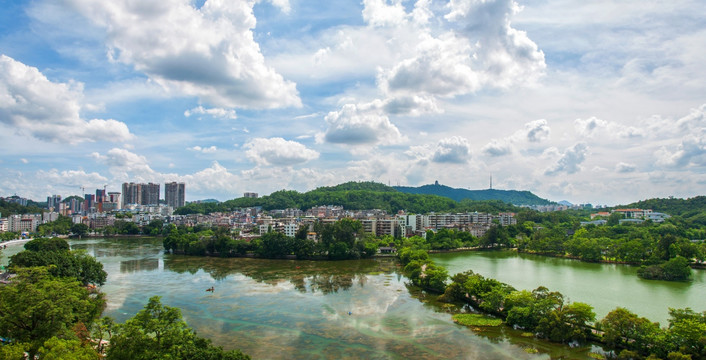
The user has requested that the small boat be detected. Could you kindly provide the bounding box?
[206,286,215,292]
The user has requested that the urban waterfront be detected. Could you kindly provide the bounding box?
[2,237,601,359]
[3,238,705,358]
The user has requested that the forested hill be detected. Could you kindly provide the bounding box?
[620,196,706,226]
[393,183,554,205]
[175,181,523,215]
[622,196,706,215]
[0,198,44,216]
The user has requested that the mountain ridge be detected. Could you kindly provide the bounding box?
[393,183,554,206]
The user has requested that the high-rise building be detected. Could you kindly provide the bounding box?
[96,188,106,203]
[165,182,185,209]
[84,194,95,212]
[122,182,140,207]
[142,183,160,205]
[122,182,160,206]
[47,195,62,210]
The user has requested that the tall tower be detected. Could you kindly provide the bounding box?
[165,182,185,208]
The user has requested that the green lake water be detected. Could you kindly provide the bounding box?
[431,250,706,325]
[1,238,600,359]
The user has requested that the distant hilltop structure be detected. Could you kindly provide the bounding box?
[244,192,258,199]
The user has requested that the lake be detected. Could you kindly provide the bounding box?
[431,250,706,325]
[1,237,598,359]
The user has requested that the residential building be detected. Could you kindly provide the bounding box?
[47,195,62,211]
[165,182,186,209]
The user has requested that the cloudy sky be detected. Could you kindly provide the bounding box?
[1,0,705,206]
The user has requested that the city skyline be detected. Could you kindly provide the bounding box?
[1,0,705,206]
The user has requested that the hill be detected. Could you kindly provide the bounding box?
[175,181,524,215]
[620,196,706,226]
[393,183,554,205]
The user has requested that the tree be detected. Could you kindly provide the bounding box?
[10,242,107,286]
[71,223,90,237]
[599,307,660,352]
[256,232,292,259]
[37,337,100,360]
[0,267,105,360]
[106,296,250,360]
[24,237,70,252]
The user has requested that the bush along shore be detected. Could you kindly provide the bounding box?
[398,247,706,360]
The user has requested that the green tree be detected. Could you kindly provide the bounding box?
[71,223,90,237]
[599,307,660,352]
[37,337,100,360]
[0,267,105,360]
[10,242,107,286]
[106,296,250,360]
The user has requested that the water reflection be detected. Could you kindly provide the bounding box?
[120,258,159,273]
[57,238,601,359]
[163,255,397,294]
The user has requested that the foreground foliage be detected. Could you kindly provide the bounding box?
[0,267,105,360]
[9,237,107,286]
[105,296,250,360]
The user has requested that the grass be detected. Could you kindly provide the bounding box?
[452,313,503,327]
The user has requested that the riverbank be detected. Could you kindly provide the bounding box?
[0,238,33,247]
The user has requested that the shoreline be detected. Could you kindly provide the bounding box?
[0,238,33,247]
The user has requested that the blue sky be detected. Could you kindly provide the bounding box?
[1,0,705,205]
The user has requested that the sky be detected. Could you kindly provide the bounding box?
[1,0,705,206]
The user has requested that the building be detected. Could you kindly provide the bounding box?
[47,195,62,211]
[123,182,160,207]
[142,183,160,205]
[122,182,141,207]
[244,192,258,199]
[165,182,186,209]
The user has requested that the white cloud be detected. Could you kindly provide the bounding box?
[432,136,472,164]
[184,106,237,120]
[444,0,545,89]
[545,142,588,175]
[64,0,300,109]
[574,116,643,139]
[481,119,550,157]
[324,103,404,145]
[656,133,706,168]
[38,169,108,187]
[0,55,132,144]
[93,148,157,180]
[481,139,512,157]
[524,119,550,142]
[263,0,291,14]
[188,145,218,154]
[244,137,319,166]
[380,32,481,97]
[362,0,407,27]
[615,162,637,173]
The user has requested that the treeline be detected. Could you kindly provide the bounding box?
[626,196,706,219]
[162,220,519,260]
[515,218,704,281]
[0,238,250,360]
[175,181,525,215]
[0,198,44,216]
[397,247,706,359]
[163,219,381,260]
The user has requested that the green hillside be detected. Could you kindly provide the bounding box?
[621,196,706,226]
[175,181,523,215]
[393,183,553,205]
